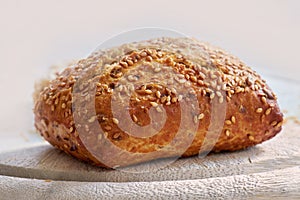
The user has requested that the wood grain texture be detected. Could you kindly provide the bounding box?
[0,121,299,199]
[0,167,299,200]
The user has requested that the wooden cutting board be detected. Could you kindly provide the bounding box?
[0,121,299,200]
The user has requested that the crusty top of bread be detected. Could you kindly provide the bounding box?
[34,37,283,168]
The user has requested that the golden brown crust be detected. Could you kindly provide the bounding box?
[34,37,283,168]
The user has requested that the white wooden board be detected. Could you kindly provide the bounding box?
[0,121,299,199]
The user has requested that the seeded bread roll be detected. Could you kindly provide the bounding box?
[34,37,283,168]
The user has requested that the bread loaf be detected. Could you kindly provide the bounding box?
[34,37,283,168]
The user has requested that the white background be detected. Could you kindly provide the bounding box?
[0,0,299,150]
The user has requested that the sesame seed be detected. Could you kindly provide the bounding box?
[156,107,163,113]
[166,96,171,102]
[166,102,171,105]
[230,80,236,87]
[140,51,147,57]
[248,135,255,141]
[146,56,153,62]
[150,102,158,107]
[246,77,253,86]
[261,114,266,122]
[256,108,263,113]
[189,89,196,95]
[63,144,69,149]
[88,116,97,123]
[178,74,185,78]
[198,80,204,86]
[132,114,138,122]
[216,91,222,97]
[103,132,108,138]
[210,92,215,99]
[41,119,47,128]
[112,118,119,125]
[74,131,79,138]
[245,87,250,92]
[113,132,121,139]
[145,89,153,94]
[225,120,232,125]
[154,67,161,72]
[69,127,74,133]
[166,88,171,95]
[190,76,197,82]
[51,105,55,111]
[61,103,66,109]
[261,96,267,104]
[127,60,133,66]
[59,82,66,87]
[178,95,183,102]
[222,84,227,91]
[198,113,205,120]
[127,75,138,82]
[236,87,244,93]
[275,121,283,128]
[194,115,199,124]
[145,49,152,55]
[171,97,178,103]
[225,130,230,137]
[219,97,224,104]
[176,78,186,84]
[271,121,278,126]
[97,134,102,140]
[265,108,272,115]
[161,96,167,103]
[210,74,217,79]
[120,61,128,68]
[171,88,177,94]
[231,116,236,124]
[184,81,191,87]
[210,80,217,88]
[199,72,206,80]
[184,74,190,79]
[156,91,161,98]
[157,51,163,58]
